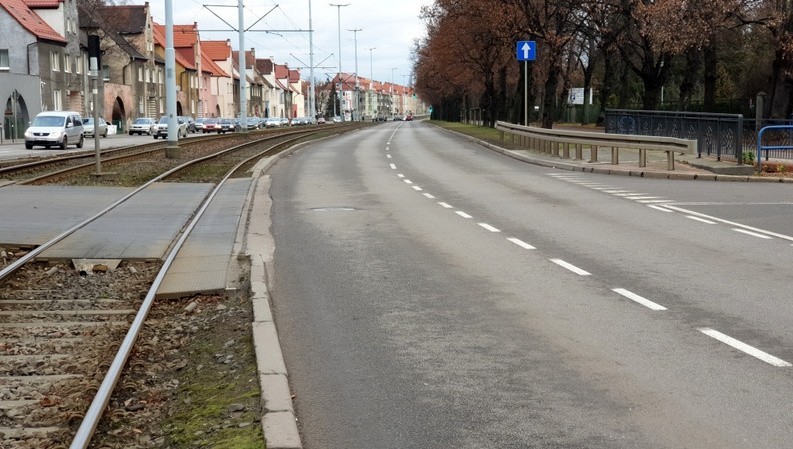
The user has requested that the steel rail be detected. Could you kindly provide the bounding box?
[68,132,314,449]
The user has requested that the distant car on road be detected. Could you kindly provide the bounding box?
[153,116,188,139]
[129,117,156,135]
[405,114,414,121]
[194,117,206,132]
[179,116,196,133]
[218,118,238,133]
[317,117,326,124]
[202,118,220,133]
[332,116,342,123]
[264,117,281,128]
[83,117,108,137]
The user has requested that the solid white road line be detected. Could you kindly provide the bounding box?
[412,186,423,191]
[699,328,792,367]
[612,288,667,311]
[478,223,501,232]
[438,202,453,209]
[456,211,473,218]
[733,228,773,239]
[648,205,673,212]
[390,163,396,169]
[629,196,662,201]
[423,193,435,199]
[687,216,716,224]
[507,237,536,250]
[549,259,591,276]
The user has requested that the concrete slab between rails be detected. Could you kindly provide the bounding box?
[156,179,253,299]
[38,183,213,260]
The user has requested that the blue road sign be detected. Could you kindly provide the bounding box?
[516,41,536,61]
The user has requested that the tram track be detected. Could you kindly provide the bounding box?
[0,123,365,448]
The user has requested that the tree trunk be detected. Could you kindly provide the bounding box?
[541,65,560,128]
[702,45,718,112]
[768,47,793,118]
[678,48,701,110]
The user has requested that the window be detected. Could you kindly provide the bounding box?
[145,67,150,82]
[64,55,71,73]
[76,54,83,74]
[53,90,62,110]
[102,65,110,81]
[138,67,143,82]
[51,52,60,71]
[0,49,9,71]
[139,97,144,114]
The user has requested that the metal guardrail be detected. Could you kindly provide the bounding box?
[495,121,697,170]
[756,125,793,173]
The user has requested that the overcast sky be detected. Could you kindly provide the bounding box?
[136,0,432,86]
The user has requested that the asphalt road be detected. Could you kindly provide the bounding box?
[269,121,793,449]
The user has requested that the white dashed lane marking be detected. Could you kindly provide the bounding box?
[455,211,473,219]
[612,288,667,311]
[438,202,453,209]
[390,164,397,169]
[550,259,591,276]
[478,223,501,233]
[507,238,536,250]
[699,328,791,367]
[412,186,423,191]
[423,193,435,199]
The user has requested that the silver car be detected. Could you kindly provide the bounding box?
[24,111,85,150]
[83,117,108,137]
[129,117,156,135]
[153,116,188,139]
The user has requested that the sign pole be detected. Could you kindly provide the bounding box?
[523,60,529,126]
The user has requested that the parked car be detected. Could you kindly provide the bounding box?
[153,116,188,139]
[264,117,282,128]
[317,117,326,124]
[290,117,308,126]
[179,116,196,133]
[202,118,220,133]
[244,117,260,130]
[194,117,206,132]
[332,116,342,123]
[281,117,290,126]
[218,118,238,133]
[24,110,84,150]
[405,114,414,121]
[392,115,403,121]
[82,117,108,137]
[129,117,156,135]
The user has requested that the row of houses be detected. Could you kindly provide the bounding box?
[1,0,425,139]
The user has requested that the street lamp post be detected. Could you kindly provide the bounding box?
[366,47,375,119]
[330,3,349,120]
[348,28,362,121]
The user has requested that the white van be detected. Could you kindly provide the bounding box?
[24,111,85,150]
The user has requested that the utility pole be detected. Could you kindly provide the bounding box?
[348,27,361,121]
[330,3,349,120]
[308,0,316,120]
[366,47,375,119]
[237,0,247,132]
[165,0,179,156]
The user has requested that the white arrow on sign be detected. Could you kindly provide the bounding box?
[521,42,532,59]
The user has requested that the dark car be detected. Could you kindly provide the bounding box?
[179,116,196,133]
[218,118,238,134]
